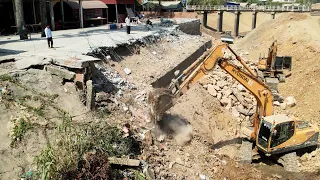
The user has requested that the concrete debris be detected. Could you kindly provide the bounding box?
[45,65,76,80]
[273,101,280,106]
[108,157,140,166]
[237,84,246,92]
[174,70,180,77]
[217,92,222,100]
[124,68,132,75]
[199,174,210,180]
[280,103,287,110]
[106,55,111,60]
[285,96,296,107]
[231,107,240,117]
[207,84,217,97]
[86,80,95,110]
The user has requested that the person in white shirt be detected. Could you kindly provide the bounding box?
[125,15,131,34]
[44,25,53,48]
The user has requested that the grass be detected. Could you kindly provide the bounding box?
[35,115,142,179]
[10,118,33,148]
[0,74,16,83]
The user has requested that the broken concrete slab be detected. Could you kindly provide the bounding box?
[45,65,75,80]
[108,157,140,166]
[15,56,52,70]
[51,54,100,69]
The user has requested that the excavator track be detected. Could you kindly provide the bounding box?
[278,152,300,172]
[237,139,253,164]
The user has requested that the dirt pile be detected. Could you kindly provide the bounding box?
[234,12,320,126]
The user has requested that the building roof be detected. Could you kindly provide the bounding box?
[100,0,135,4]
[62,0,108,9]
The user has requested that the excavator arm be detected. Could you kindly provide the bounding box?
[148,43,273,139]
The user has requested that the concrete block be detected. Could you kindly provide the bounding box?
[45,65,75,80]
[265,78,279,92]
[86,80,95,110]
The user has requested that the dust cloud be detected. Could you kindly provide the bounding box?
[157,114,193,146]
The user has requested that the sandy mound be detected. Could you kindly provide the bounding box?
[234,13,320,128]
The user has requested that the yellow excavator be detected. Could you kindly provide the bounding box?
[256,40,292,92]
[148,42,319,172]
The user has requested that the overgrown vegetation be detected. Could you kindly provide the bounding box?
[10,118,33,147]
[35,115,141,179]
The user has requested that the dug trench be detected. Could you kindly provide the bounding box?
[137,42,319,179]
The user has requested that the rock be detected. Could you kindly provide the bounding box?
[231,108,240,117]
[213,85,221,91]
[109,77,122,84]
[220,96,231,106]
[217,81,227,88]
[95,92,110,102]
[45,65,75,80]
[311,150,317,157]
[232,89,246,107]
[207,84,217,97]
[272,174,282,179]
[280,102,287,110]
[124,68,132,75]
[223,89,232,97]
[221,159,227,166]
[285,96,296,107]
[237,106,249,116]
[244,97,253,104]
[273,101,280,106]
[106,55,111,60]
[199,174,209,180]
[174,70,180,77]
[237,84,246,92]
[152,51,157,55]
[199,76,212,86]
[123,106,129,112]
[217,93,222,100]
[108,157,140,166]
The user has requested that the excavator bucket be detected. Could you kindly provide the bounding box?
[147,88,174,123]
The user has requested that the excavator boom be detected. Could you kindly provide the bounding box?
[148,43,273,139]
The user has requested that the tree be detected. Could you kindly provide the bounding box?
[14,0,25,40]
[39,0,47,37]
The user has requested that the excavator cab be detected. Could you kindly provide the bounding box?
[256,115,319,155]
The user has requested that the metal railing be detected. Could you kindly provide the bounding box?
[186,5,311,12]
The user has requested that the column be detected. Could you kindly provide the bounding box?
[33,0,37,24]
[49,0,55,30]
[60,0,65,22]
[202,11,207,27]
[252,11,257,30]
[271,12,275,19]
[217,11,223,32]
[79,0,83,28]
[234,11,240,37]
[115,4,118,23]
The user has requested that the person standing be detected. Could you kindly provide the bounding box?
[125,15,131,34]
[44,25,53,48]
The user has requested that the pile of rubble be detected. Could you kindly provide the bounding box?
[197,57,297,124]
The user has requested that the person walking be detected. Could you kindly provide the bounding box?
[125,15,131,34]
[44,25,53,48]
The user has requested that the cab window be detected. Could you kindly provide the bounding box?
[271,121,294,148]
